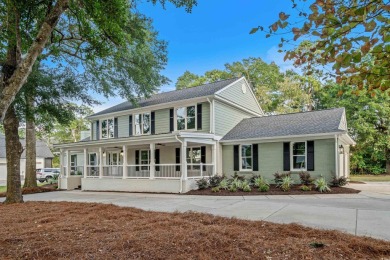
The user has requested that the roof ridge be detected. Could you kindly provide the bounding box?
[242,107,344,120]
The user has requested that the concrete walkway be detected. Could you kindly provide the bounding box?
[2,182,389,241]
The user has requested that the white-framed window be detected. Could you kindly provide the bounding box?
[291,141,306,170]
[88,153,98,166]
[140,150,150,170]
[240,144,252,171]
[176,106,196,130]
[187,147,201,170]
[101,118,114,139]
[134,113,150,135]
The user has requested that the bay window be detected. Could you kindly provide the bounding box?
[176,106,196,130]
[292,142,306,170]
[101,119,114,139]
[134,113,151,135]
[240,145,252,170]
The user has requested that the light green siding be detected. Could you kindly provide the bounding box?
[214,101,252,136]
[155,108,170,134]
[217,78,262,114]
[222,139,336,183]
[118,115,128,138]
[200,102,210,133]
[91,121,96,140]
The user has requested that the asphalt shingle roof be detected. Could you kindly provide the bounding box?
[221,108,346,141]
[0,134,54,158]
[90,78,239,117]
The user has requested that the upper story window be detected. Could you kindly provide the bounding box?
[291,142,306,170]
[101,119,114,139]
[240,145,252,170]
[135,113,150,135]
[177,106,196,130]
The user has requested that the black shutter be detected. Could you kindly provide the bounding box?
[114,117,118,138]
[129,115,133,136]
[197,103,202,130]
[283,142,290,171]
[307,141,315,171]
[169,109,174,132]
[155,149,160,171]
[233,145,239,171]
[201,146,206,171]
[253,144,259,171]
[151,111,155,135]
[135,150,139,171]
[96,120,100,140]
[175,147,181,171]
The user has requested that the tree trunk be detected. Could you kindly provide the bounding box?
[0,0,69,122]
[23,96,37,188]
[4,106,24,204]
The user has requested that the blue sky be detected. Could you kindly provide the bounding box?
[94,0,299,112]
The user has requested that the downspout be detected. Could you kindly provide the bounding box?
[207,98,213,134]
[175,135,184,193]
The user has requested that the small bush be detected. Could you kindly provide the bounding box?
[278,175,294,192]
[242,180,251,192]
[331,177,348,187]
[274,172,291,185]
[232,172,245,181]
[209,175,224,187]
[314,177,331,193]
[253,176,269,188]
[299,172,313,185]
[211,187,220,192]
[249,174,261,186]
[229,186,238,192]
[300,185,311,191]
[259,184,270,192]
[218,179,229,190]
[196,178,209,190]
[230,179,243,190]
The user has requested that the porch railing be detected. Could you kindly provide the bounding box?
[70,166,84,176]
[127,165,151,178]
[155,164,181,179]
[102,165,123,178]
[187,163,214,178]
[86,166,99,178]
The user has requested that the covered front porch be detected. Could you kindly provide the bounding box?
[58,133,218,193]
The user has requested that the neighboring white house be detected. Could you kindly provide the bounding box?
[0,133,54,180]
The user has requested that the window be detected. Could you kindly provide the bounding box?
[89,153,97,166]
[240,145,252,170]
[176,106,196,130]
[187,147,201,170]
[134,113,150,135]
[292,142,306,170]
[101,119,114,139]
[140,150,150,170]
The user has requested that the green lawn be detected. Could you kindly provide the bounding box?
[350,174,390,182]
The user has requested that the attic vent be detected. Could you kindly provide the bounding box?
[241,83,247,94]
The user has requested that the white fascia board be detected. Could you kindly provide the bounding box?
[87,96,213,120]
[178,131,216,139]
[339,133,356,145]
[220,132,346,145]
[184,138,217,145]
[214,77,244,95]
[213,96,262,117]
[242,77,265,115]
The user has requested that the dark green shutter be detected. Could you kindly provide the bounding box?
[307,141,315,171]
[151,111,155,134]
[155,149,160,171]
[201,146,206,171]
[169,109,174,132]
[283,142,290,171]
[96,120,100,140]
[114,117,118,138]
[197,103,202,130]
[233,145,239,171]
[253,144,259,171]
[129,115,133,136]
[135,150,139,171]
[175,148,180,171]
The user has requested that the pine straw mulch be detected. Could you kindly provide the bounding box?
[0,184,58,198]
[186,185,360,196]
[0,202,389,260]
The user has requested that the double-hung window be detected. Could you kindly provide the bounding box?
[240,145,252,170]
[140,150,150,170]
[176,106,196,130]
[101,119,114,139]
[134,113,150,135]
[187,147,201,170]
[291,142,306,170]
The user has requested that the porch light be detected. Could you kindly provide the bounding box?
[120,150,123,156]
[338,145,344,154]
[103,151,106,156]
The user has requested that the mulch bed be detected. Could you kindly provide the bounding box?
[0,184,57,198]
[186,184,360,196]
[0,202,389,259]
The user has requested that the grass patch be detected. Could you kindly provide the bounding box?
[0,202,389,259]
[350,174,390,182]
[0,186,6,193]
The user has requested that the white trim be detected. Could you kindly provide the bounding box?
[212,99,216,134]
[242,77,265,115]
[290,141,307,171]
[214,77,243,94]
[335,135,339,178]
[100,117,115,139]
[239,144,253,171]
[214,96,262,117]
[174,105,197,131]
[133,112,152,136]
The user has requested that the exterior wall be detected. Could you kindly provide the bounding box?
[155,108,170,134]
[216,78,262,114]
[59,176,82,190]
[118,115,129,138]
[91,120,97,140]
[200,102,210,133]
[214,100,252,136]
[222,139,336,183]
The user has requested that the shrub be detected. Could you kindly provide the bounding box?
[259,184,269,192]
[218,179,229,190]
[314,177,331,193]
[242,180,251,192]
[300,185,311,191]
[253,176,269,188]
[209,175,224,188]
[229,186,238,192]
[196,178,209,190]
[278,175,294,192]
[299,172,313,185]
[211,187,220,192]
[232,172,245,181]
[249,174,261,186]
[230,179,243,190]
[331,177,348,187]
[274,172,291,185]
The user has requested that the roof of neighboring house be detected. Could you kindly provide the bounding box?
[90,77,239,117]
[0,133,54,159]
[221,108,346,141]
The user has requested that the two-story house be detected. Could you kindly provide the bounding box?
[56,77,355,192]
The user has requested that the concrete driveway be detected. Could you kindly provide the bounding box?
[2,182,389,241]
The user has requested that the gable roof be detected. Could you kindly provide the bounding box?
[90,77,239,117]
[0,134,54,159]
[221,108,346,141]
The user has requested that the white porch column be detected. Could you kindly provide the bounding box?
[212,143,217,176]
[99,147,103,178]
[66,150,71,177]
[150,143,155,179]
[83,148,88,178]
[181,140,187,180]
[122,145,127,179]
[59,149,63,175]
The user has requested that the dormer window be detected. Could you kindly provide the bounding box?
[176,106,196,130]
[101,118,114,139]
[134,113,150,135]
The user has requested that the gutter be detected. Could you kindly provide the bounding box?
[175,135,184,193]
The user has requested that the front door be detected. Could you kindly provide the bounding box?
[107,151,121,176]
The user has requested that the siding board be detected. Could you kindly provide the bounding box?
[214,101,251,136]
[118,116,128,138]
